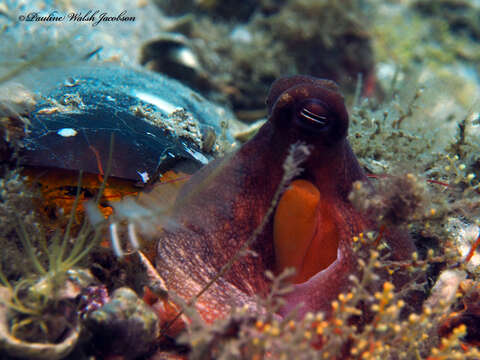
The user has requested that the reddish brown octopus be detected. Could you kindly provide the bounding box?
[154,75,416,324]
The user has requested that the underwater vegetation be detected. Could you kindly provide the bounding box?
[0,170,102,359]
[0,0,480,359]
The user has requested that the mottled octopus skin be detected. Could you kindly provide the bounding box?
[155,75,415,322]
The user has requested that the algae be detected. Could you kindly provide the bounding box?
[1,0,480,358]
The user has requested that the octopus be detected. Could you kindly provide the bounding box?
[153,75,416,325]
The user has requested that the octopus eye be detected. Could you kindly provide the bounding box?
[297,100,329,130]
[300,107,327,125]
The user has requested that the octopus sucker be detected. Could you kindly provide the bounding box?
[152,75,416,324]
